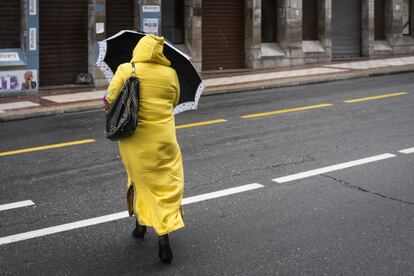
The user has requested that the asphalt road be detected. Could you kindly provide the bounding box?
[0,73,413,275]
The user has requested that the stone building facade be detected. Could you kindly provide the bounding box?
[0,0,413,94]
[85,0,414,87]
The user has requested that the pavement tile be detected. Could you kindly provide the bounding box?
[42,91,105,103]
[0,101,40,111]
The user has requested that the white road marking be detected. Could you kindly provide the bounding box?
[42,91,105,103]
[0,200,35,212]
[272,153,396,183]
[399,147,414,154]
[0,101,39,111]
[182,183,264,205]
[0,183,264,245]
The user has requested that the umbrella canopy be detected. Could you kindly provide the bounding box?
[96,30,204,114]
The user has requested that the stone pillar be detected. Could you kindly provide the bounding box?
[361,0,375,57]
[184,0,201,71]
[245,0,261,69]
[88,0,107,87]
[280,0,303,64]
[387,0,403,46]
[318,0,332,57]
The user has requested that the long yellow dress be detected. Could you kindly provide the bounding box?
[106,35,184,236]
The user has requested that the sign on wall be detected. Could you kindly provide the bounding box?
[0,52,20,62]
[141,5,161,35]
[0,70,38,93]
[143,18,159,34]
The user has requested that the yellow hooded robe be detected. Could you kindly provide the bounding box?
[107,35,184,235]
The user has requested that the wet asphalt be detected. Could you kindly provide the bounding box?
[0,72,413,275]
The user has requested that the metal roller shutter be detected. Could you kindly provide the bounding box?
[375,0,386,40]
[39,0,88,86]
[0,0,20,48]
[303,0,318,40]
[332,0,361,58]
[202,0,245,71]
[106,0,134,37]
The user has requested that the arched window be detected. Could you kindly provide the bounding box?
[302,0,318,40]
[261,0,277,42]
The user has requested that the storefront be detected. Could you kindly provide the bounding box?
[332,0,361,58]
[201,0,245,71]
[39,0,88,86]
[0,0,39,96]
[2,0,414,95]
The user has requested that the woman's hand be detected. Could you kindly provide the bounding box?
[103,96,112,111]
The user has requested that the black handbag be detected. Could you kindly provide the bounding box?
[104,63,140,141]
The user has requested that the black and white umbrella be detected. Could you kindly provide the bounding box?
[96,30,204,114]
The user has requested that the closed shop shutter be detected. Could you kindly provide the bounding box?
[106,0,134,37]
[303,0,318,40]
[202,0,245,71]
[375,0,386,40]
[0,0,20,48]
[39,0,88,86]
[332,0,361,58]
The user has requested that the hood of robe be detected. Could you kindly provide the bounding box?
[130,35,171,67]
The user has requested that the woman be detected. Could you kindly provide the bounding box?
[105,35,184,263]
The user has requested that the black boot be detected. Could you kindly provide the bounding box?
[132,221,147,239]
[158,234,173,263]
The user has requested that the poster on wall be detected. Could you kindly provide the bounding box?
[0,70,38,93]
[143,18,159,35]
[141,5,161,36]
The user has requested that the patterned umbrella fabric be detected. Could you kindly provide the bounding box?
[96,30,204,114]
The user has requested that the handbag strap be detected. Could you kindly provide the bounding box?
[131,62,137,76]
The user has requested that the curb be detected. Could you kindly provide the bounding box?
[203,66,414,95]
[0,101,102,122]
[1,67,413,122]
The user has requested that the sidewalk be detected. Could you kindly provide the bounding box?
[1,56,414,121]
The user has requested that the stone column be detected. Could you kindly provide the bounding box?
[280,0,303,65]
[361,0,375,57]
[318,0,332,57]
[88,0,107,87]
[245,0,261,69]
[387,0,403,46]
[184,0,201,71]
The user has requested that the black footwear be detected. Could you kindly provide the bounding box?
[158,235,173,263]
[132,221,147,239]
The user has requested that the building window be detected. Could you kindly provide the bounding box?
[261,0,277,42]
[375,0,386,40]
[403,0,411,35]
[302,0,318,40]
[0,0,20,48]
[161,0,185,44]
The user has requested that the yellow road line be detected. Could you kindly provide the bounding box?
[176,119,227,129]
[0,139,96,157]
[343,92,408,103]
[241,103,334,119]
